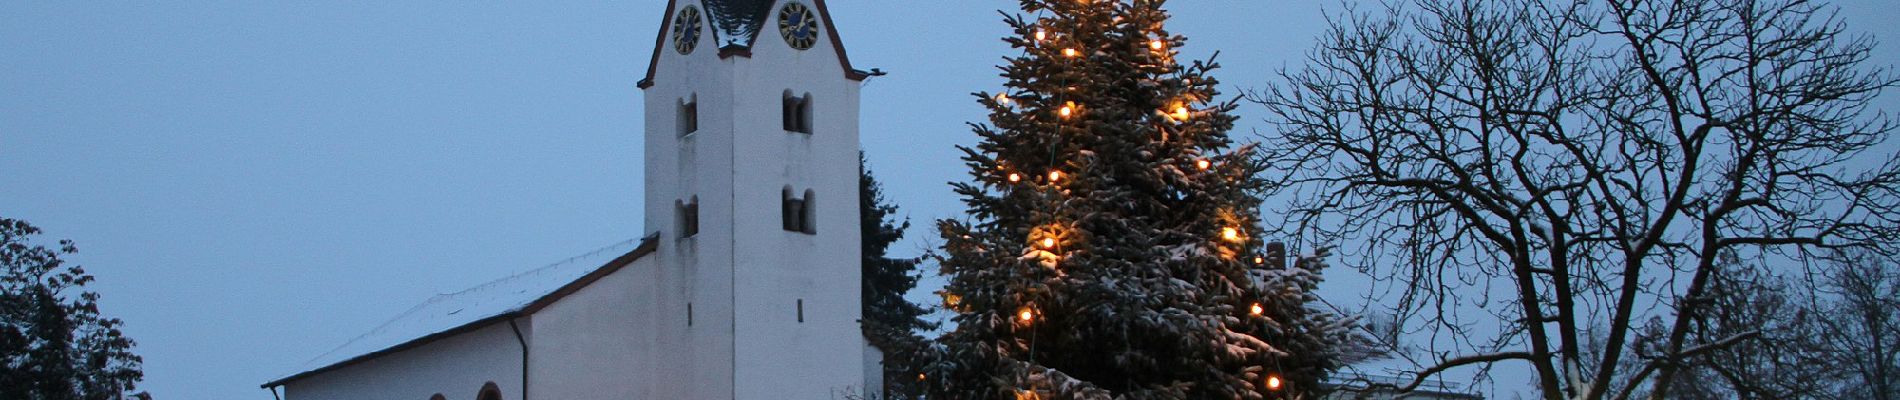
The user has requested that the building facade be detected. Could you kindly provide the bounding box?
[262,1,877,399]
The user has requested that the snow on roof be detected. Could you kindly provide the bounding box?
[264,236,655,387]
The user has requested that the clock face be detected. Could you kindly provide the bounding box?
[777,2,818,50]
[672,6,702,55]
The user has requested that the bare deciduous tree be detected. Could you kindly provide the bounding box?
[1814,251,1900,400]
[1642,252,1836,399]
[1249,0,1900,399]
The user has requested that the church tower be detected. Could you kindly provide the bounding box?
[638,0,871,398]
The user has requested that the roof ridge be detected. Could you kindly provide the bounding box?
[436,238,644,297]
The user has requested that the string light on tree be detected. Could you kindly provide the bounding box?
[1060,102,1077,119]
[1008,173,1023,183]
[1149,39,1165,51]
[1172,103,1192,121]
[1265,374,1284,391]
[1196,159,1212,170]
[1047,170,1064,183]
[1250,303,1264,316]
[996,93,1013,106]
[939,291,963,310]
[1018,306,1036,324]
[1222,227,1241,242]
[1039,237,1057,250]
[1064,48,1079,58]
[1035,29,1047,42]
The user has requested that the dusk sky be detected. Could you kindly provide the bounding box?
[4,1,1898,399]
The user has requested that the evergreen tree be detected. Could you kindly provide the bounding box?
[859,155,935,399]
[0,217,144,400]
[925,1,1351,398]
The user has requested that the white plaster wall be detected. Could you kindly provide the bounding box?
[641,1,868,399]
[864,343,887,397]
[283,323,525,400]
[525,255,659,400]
[643,1,738,398]
[728,1,866,399]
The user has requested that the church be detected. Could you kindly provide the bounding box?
[261,1,881,399]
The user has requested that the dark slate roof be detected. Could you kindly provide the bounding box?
[703,0,775,49]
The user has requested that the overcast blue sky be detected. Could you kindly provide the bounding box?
[3,1,1897,399]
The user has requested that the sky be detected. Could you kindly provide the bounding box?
[3,1,1898,399]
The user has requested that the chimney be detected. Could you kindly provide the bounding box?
[1266,242,1287,269]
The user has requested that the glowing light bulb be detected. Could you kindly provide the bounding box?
[1064,48,1079,58]
[1250,303,1264,316]
[1150,39,1165,50]
[1196,159,1212,170]
[1265,374,1284,391]
[996,93,1012,105]
[1222,227,1241,241]
[1048,170,1063,183]
[1040,237,1057,249]
[1184,78,1193,86]
[1035,29,1047,42]
[1018,307,1035,323]
[918,373,927,381]
[1253,256,1266,265]
[1173,105,1192,121]
[941,291,962,308]
[1060,102,1076,119]
[1008,173,1022,183]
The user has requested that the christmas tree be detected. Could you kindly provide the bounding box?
[924,1,1352,398]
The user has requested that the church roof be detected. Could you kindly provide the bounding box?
[261,235,658,388]
[638,0,871,89]
[703,0,776,50]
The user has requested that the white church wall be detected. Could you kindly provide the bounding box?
[727,1,867,398]
[864,343,887,397]
[642,0,740,398]
[282,322,525,400]
[525,255,659,400]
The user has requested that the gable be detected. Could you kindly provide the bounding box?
[638,0,870,89]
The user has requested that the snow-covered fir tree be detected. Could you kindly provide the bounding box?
[924,1,1355,399]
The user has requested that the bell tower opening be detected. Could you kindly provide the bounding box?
[783,90,813,133]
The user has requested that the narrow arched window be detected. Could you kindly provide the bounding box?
[677,197,699,238]
[678,94,699,137]
[782,186,803,232]
[782,91,812,133]
[800,189,816,234]
[477,382,503,400]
